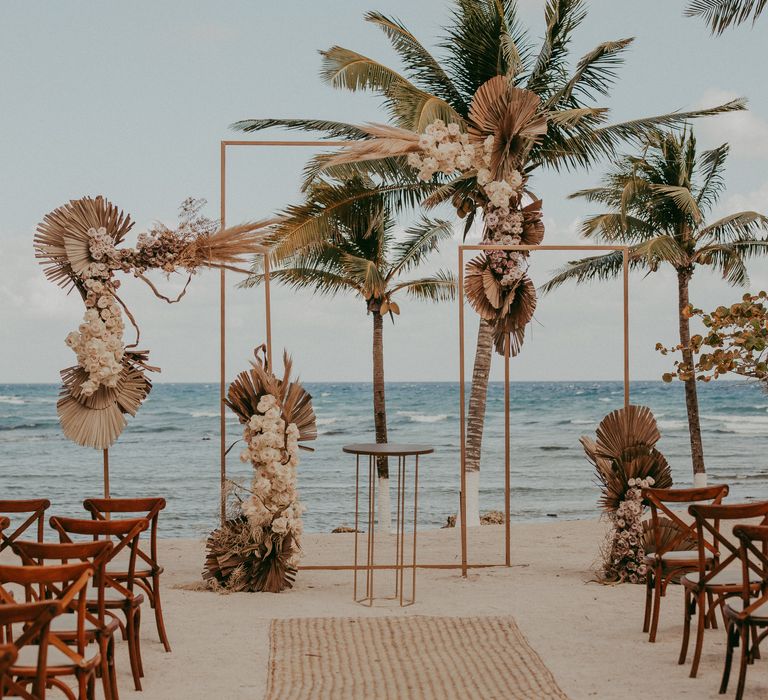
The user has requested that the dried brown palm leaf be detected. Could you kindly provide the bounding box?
[464,256,500,320]
[34,196,133,289]
[225,346,317,447]
[595,405,661,460]
[642,517,696,555]
[521,198,545,246]
[57,395,127,450]
[322,123,421,168]
[203,516,298,593]
[492,275,537,355]
[467,77,548,180]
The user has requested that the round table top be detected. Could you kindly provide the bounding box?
[342,443,434,457]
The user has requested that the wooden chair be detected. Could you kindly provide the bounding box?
[0,563,97,700]
[721,524,768,700]
[13,541,119,700]
[50,517,148,692]
[681,501,768,678]
[0,642,18,699]
[641,484,729,642]
[83,498,171,652]
[0,501,50,553]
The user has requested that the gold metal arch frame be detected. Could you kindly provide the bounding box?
[457,243,630,577]
[218,141,632,577]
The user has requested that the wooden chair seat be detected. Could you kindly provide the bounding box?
[726,598,768,622]
[50,612,120,635]
[682,568,763,588]
[87,589,145,607]
[644,550,714,564]
[13,642,100,674]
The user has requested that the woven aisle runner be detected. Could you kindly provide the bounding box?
[266,616,570,700]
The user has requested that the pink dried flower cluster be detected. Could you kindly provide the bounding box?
[604,476,655,584]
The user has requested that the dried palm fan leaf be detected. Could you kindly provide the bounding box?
[34,196,133,289]
[593,446,672,512]
[642,517,696,555]
[322,123,421,168]
[521,198,545,246]
[225,346,317,447]
[464,256,500,320]
[595,405,661,460]
[492,276,537,356]
[467,77,548,180]
[203,516,298,593]
[57,394,127,450]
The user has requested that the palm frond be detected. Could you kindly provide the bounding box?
[578,212,658,242]
[696,211,768,243]
[365,11,465,109]
[387,216,455,279]
[541,249,641,293]
[650,184,703,223]
[239,265,359,295]
[696,143,729,211]
[391,269,457,302]
[230,118,366,140]
[319,46,408,93]
[697,239,768,285]
[633,235,689,268]
[686,0,767,33]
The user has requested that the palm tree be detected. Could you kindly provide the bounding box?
[244,177,456,530]
[686,0,766,33]
[233,0,744,523]
[543,129,768,483]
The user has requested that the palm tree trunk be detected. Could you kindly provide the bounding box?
[372,310,391,532]
[462,318,494,527]
[677,269,706,484]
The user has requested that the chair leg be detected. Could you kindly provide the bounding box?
[152,575,171,652]
[125,608,142,691]
[706,590,717,629]
[649,573,663,642]
[736,624,750,700]
[690,591,707,678]
[751,624,761,661]
[721,621,736,694]
[679,588,693,665]
[643,571,654,633]
[136,607,144,679]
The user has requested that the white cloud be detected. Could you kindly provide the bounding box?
[697,88,768,158]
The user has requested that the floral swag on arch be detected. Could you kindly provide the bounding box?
[204,347,317,593]
[34,195,271,450]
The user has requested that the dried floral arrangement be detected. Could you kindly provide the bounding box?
[658,292,768,386]
[321,76,547,355]
[203,346,317,593]
[34,195,271,450]
[580,405,674,584]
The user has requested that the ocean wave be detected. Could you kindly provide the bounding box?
[705,414,768,425]
[316,417,337,426]
[0,396,25,405]
[569,419,594,425]
[658,420,687,431]
[539,446,569,451]
[396,411,448,423]
[719,423,768,436]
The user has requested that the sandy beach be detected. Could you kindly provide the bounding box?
[101,518,768,700]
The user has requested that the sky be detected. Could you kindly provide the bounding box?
[1,0,767,383]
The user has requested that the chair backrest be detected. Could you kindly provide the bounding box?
[732,524,768,618]
[12,540,113,626]
[0,600,61,700]
[0,500,50,552]
[49,516,148,602]
[642,485,729,558]
[83,498,166,574]
[688,501,768,585]
[0,562,92,682]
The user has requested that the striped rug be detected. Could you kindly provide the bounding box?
[266,615,569,700]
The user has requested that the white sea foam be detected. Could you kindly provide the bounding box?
[0,396,24,405]
[316,417,337,426]
[658,420,687,431]
[397,411,448,423]
[569,419,594,425]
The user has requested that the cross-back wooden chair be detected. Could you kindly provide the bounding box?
[641,484,729,643]
[50,517,148,692]
[83,497,171,652]
[0,563,96,700]
[720,524,768,700]
[12,541,119,700]
[681,501,768,679]
[0,501,50,554]
[0,602,58,700]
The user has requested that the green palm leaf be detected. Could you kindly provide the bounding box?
[390,270,457,301]
[686,0,767,33]
[696,211,768,243]
[387,216,455,278]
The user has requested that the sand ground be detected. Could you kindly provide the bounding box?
[100,519,768,699]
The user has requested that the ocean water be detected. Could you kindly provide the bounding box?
[1,381,767,537]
